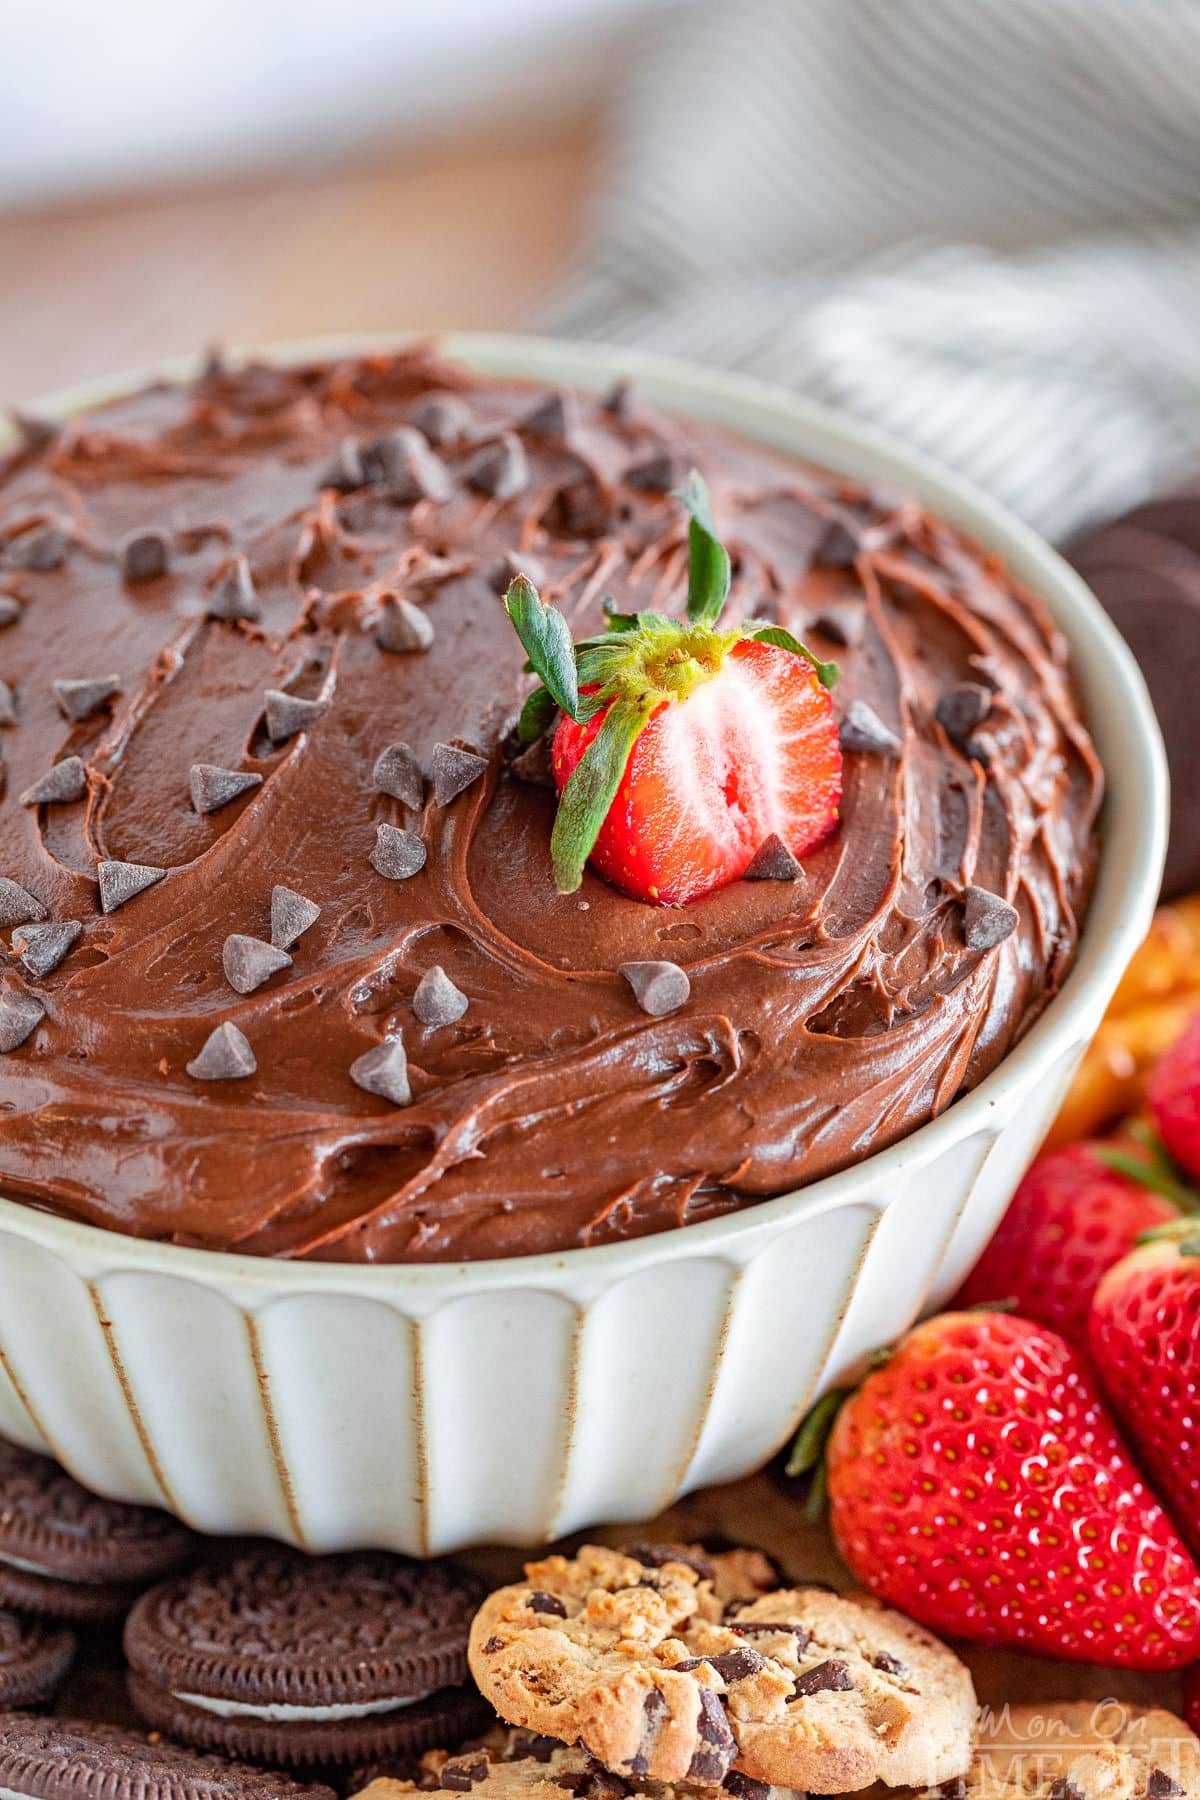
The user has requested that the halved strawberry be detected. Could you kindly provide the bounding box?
[506,473,842,906]
[552,638,841,905]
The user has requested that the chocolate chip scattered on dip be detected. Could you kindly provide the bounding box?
[0,348,1101,1261]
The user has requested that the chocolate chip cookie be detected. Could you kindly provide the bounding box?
[467,1544,975,1792]
[950,1702,1200,1800]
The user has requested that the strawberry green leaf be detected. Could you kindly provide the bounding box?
[517,684,558,747]
[505,576,582,722]
[675,470,731,629]
[602,596,639,633]
[1095,1144,1199,1211]
[551,696,654,893]
[784,1387,849,1478]
[751,625,840,689]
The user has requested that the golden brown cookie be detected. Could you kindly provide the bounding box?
[467,1545,975,1792]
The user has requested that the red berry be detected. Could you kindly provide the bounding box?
[954,1143,1178,1350]
[553,639,841,905]
[1151,1010,1200,1182]
[1091,1234,1200,1562]
[825,1309,1200,1668]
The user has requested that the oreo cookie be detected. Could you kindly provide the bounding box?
[0,1611,75,1707]
[0,1714,334,1800]
[0,1441,195,1621]
[124,1551,489,1767]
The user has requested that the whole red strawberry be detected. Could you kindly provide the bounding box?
[506,473,842,905]
[820,1310,1200,1668]
[1151,1009,1200,1182]
[954,1142,1180,1349]
[1091,1228,1200,1561]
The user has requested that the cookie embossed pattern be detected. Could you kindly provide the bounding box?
[0,335,1166,1552]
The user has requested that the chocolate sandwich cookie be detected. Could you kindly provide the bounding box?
[0,1714,335,1800]
[0,1441,195,1621]
[124,1552,489,1767]
[0,1612,75,1707]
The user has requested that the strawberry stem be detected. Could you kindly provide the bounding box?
[785,1386,849,1479]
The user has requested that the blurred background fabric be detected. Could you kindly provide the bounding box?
[4,0,1200,544]
[554,0,1200,542]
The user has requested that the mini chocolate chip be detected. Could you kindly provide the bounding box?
[465,433,530,500]
[1145,1773,1183,1800]
[620,960,690,1017]
[206,554,260,622]
[724,1775,770,1800]
[521,392,572,436]
[729,1621,810,1649]
[962,885,1020,951]
[320,438,367,493]
[5,523,68,571]
[121,529,169,583]
[12,920,81,978]
[376,595,435,654]
[413,965,469,1028]
[430,742,488,805]
[376,429,453,505]
[603,378,636,417]
[744,834,803,881]
[350,1035,412,1106]
[371,823,427,881]
[19,756,87,807]
[440,1760,490,1793]
[52,675,121,722]
[10,411,59,454]
[675,1648,766,1682]
[558,1776,628,1800]
[0,989,45,1053]
[506,1733,560,1763]
[526,1591,568,1617]
[97,859,166,914]
[685,1689,735,1782]
[482,1636,505,1655]
[840,699,901,754]
[1048,1781,1085,1800]
[186,1021,256,1081]
[189,764,263,815]
[510,735,556,789]
[626,1540,719,1584]
[0,680,16,725]
[812,605,865,647]
[264,688,328,742]
[792,1658,853,1697]
[871,1650,908,1678]
[813,518,860,568]
[624,450,679,493]
[936,682,992,746]
[0,597,20,629]
[374,742,426,807]
[223,933,292,995]
[488,549,547,594]
[0,880,48,929]
[271,886,321,950]
[412,392,472,446]
[544,476,610,538]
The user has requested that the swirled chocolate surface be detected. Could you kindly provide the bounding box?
[0,349,1102,1261]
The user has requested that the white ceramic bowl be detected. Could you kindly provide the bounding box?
[0,334,1167,1554]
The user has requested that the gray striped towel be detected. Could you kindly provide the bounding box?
[551,0,1200,543]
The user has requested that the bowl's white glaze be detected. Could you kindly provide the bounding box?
[0,334,1167,1551]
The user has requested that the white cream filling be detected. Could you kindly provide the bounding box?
[173,1688,433,1723]
[0,1550,65,1579]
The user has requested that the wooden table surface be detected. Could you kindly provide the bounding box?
[0,124,596,408]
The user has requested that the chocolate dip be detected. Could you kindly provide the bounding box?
[0,349,1102,1261]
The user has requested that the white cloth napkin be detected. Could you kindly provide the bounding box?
[552,0,1200,541]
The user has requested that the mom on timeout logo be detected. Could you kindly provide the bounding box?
[918,1700,1192,1795]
